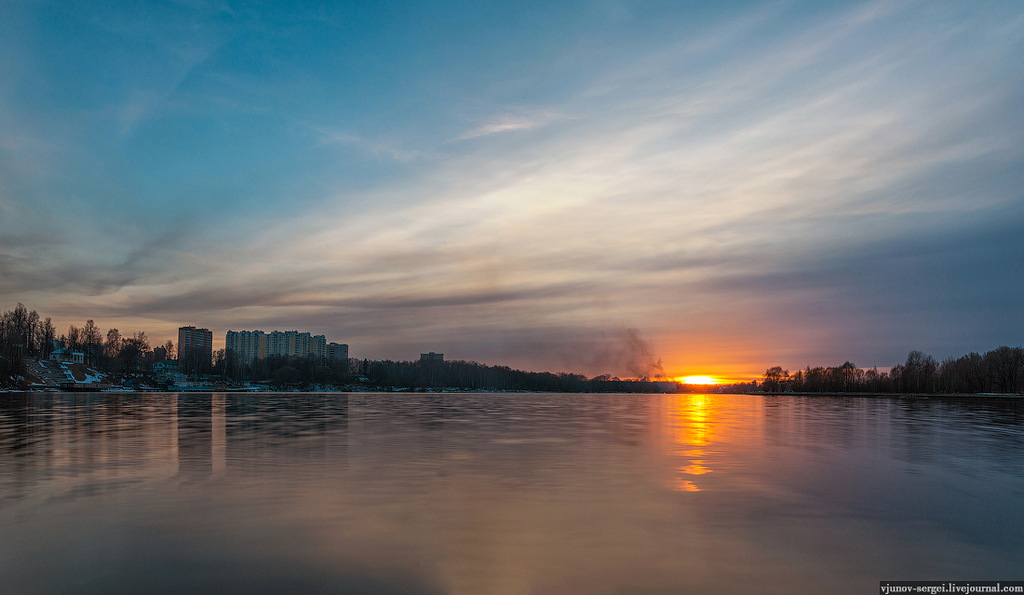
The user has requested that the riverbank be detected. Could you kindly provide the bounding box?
[761,391,1024,398]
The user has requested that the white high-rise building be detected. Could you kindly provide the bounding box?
[226,329,329,360]
[265,331,326,358]
[225,330,266,362]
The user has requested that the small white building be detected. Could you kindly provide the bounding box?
[50,348,85,364]
[153,360,180,376]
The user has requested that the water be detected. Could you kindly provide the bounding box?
[1,392,1023,594]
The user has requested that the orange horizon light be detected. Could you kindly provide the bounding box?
[676,375,718,385]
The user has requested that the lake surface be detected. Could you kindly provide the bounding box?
[2,392,1023,594]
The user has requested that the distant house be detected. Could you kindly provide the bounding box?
[420,352,443,362]
[153,360,180,376]
[50,347,85,364]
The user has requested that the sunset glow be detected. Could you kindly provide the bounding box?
[1,2,1022,380]
[678,376,718,385]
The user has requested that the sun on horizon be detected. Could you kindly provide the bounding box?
[676,376,718,385]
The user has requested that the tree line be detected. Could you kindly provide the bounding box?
[216,351,353,387]
[216,350,665,392]
[763,347,1024,394]
[1,302,170,383]
[354,359,664,393]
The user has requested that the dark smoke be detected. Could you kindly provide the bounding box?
[621,328,664,379]
[558,327,665,379]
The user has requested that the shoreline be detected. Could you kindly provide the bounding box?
[760,391,1024,399]
[4,389,1023,398]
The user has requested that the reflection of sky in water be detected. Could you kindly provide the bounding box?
[1,393,1024,594]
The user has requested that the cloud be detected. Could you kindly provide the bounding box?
[311,126,426,162]
[455,110,564,141]
[3,1,1023,377]
[692,201,1024,367]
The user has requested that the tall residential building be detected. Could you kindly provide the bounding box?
[178,326,213,371]
[225,330,267,363]
[225,329,329,359]
[266,330,326,358]
[327,342,349,361]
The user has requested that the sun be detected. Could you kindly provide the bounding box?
[677,376,718,385]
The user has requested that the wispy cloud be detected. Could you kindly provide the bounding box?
[311,126,426,162]
[3,1,1022,377]
[455,110,565,141]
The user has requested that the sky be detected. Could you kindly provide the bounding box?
[1,0,1023,381]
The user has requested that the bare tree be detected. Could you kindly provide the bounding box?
[104,329,121,370]
[65,325,81,351]
[762,366,789,392]
[118,332,150,377]
[895,351,938,393]
[984,346,1024,394]
[37,317,56,359]
[1,306,28,380]
[80,320,102,365]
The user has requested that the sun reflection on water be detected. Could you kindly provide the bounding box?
[665,394,717,492]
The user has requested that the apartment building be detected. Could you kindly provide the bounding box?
[226,329,340,360]
[178,326,213,367]
[225,330,267,362]
[327,342,349,361]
